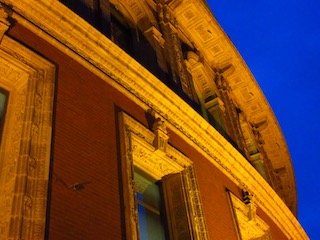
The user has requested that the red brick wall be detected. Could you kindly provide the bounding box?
[51,63,120,239]
[257,207,288,239]
[8,24,146,240]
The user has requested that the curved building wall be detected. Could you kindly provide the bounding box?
[0,0,308,239]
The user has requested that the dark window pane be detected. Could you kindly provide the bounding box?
[0,88,9,144]
[111,16,131,52]
[137,203,165,240]
[135,172,166,240]
[60,0,97,25]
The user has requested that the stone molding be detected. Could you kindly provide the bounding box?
[2,0,307,239]
[0,35,55,239]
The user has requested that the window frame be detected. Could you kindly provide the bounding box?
[119,112,208,240]
[0,35,55,239]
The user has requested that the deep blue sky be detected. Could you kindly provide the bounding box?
[207,0,320,239]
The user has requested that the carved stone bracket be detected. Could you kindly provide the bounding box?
[252,127,265,145]
[215,73,230,92]
[144,26,165,48]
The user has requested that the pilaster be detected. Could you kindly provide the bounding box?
[215,73,247,153]
[157,3,198,101]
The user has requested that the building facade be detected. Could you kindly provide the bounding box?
[0,0,308,239]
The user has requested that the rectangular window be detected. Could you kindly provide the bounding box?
[134,170,166,240]
[0,88,8,144]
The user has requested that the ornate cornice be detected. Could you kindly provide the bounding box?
[3,0,307,239]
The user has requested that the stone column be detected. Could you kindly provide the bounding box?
[215,73,246,152]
